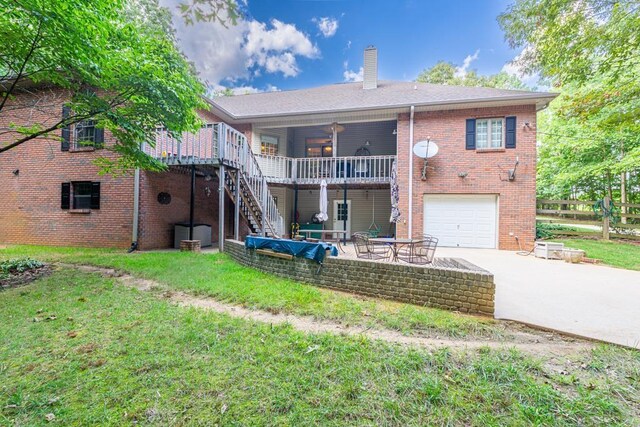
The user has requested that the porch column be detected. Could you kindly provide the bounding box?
[343,180,347,244]
[332,124,337,157]
[234,170,240,240]
[293,183,299,236]
[218,165,225,252]
[189,165,195,240]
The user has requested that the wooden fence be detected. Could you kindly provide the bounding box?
[536,197,640,240]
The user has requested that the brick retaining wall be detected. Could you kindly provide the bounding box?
[225,240,495,316]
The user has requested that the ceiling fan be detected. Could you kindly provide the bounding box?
[321,122,345,135]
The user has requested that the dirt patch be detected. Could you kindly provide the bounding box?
[1,265,52,291]
[56,263,596,358]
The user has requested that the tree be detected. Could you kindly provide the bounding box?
[416,60,529,90]
[0,0,236,173]
[499,0,640,203]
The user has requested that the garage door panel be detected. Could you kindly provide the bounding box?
[424,195,497,249]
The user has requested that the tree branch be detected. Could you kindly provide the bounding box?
[0,19,43,113]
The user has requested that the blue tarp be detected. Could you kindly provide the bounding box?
[245,236,338,264]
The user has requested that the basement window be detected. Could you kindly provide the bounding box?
[61,181,100,210]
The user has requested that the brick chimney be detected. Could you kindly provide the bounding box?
[363,46,378,90]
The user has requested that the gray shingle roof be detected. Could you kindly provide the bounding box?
[210,80,557,119]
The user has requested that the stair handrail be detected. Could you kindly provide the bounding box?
[218,123,284,237]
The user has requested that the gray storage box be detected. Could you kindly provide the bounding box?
[174,223,212,248]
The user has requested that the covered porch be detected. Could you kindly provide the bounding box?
[252,120,398,185]
[267,184,396,240]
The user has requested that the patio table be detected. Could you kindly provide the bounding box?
[298,229,348,253]
[369,237,414,262]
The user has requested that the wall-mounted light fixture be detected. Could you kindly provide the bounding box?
[458,172,468,178]
[392,129,397,135]
[12,169,19,176]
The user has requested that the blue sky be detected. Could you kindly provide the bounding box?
[164,0,524,93]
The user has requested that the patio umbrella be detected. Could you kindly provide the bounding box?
[317,179,329,222]
[389,160,401,223]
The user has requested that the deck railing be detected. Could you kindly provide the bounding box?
[255,155,294,183]
[256,154,397,184]
[148,124,218,165]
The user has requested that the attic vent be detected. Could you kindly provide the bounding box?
[363,46,378,90]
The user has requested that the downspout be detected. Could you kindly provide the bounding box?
[408,105,415,238]
[129,167,140,252]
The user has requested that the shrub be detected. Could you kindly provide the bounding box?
[536,223,577,239]
[0,258,45,279]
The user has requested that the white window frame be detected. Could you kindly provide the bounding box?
[260,134,279,156]
[74,119,97,147]
[476,118,504,149]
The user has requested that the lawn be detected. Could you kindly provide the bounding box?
[1,269,639,426]
[0,245,498,338]
[556,239,640,271]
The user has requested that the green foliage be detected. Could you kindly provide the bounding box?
[536,223,578,239]
[178,0,241,26]
[0,0,223,172]
[0,257,44,279]
[500,0,640,201]
[416,61,529,90]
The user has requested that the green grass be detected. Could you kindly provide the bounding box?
[1,269,638,426]
[556,239,640,271]
[0,245,498,338]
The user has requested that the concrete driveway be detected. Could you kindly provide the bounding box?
[437,248,640,349]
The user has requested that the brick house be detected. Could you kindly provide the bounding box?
[0,47,556,251]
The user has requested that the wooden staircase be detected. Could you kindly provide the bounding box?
[149,123,285,239]
[218,169,279,237]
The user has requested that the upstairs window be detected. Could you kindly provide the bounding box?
[476,118,504,149]
[75,120,97,145]
[260,134,279,156]
[61,106,104,151]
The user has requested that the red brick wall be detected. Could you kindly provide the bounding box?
[395,105,538,250]
[137,169,221,249]
[0,88,134,248]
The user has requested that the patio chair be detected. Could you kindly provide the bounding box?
[352,232,390,260]
[397,236,438,265]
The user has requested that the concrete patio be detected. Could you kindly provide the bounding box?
[339,243,640,348]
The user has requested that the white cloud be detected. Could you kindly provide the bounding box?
[313,17,339,38]
[343,66,364,82]
[209,84,280,96]
[502,47,541,88]
[159,0,319,84]
[455,50,479,78]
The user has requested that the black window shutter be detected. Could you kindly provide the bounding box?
[94,126,104,148]
[90,182,101,209]
[61,106,71,151]
[465,119,476,150]
[505,116,517,149]
[61,183,71,209]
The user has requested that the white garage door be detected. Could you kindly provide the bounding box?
[423,195,497,249]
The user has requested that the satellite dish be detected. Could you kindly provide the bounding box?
[413,140,439,159]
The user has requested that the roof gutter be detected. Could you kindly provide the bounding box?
[408,105,415,238]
